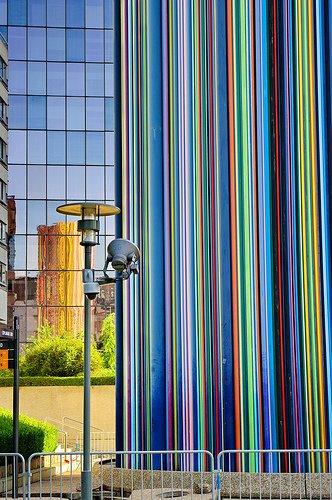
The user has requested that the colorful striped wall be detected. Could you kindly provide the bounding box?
[115,0,332,463]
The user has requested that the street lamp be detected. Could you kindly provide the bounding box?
[56,202,140,500]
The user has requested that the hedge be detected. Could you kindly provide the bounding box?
[0,375,115,387]
[0,408,58,459]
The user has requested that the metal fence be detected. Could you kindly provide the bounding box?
[26,450,215,499]
[76,432,116,453]
[2,449,332,499]
[217,449,332,499]
[0,453,25,499]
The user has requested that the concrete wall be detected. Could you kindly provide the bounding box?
[0,385,115,442]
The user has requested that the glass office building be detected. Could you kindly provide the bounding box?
[0,0,115,340]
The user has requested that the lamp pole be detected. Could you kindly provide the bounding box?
[82,244,92,496]
[56,202,139,500]
[56,203,119,500]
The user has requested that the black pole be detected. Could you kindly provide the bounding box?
[81,246,92,500]
[13,316,19,498]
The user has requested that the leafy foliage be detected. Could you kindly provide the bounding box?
[0,373,115,386]
[20,323,102,377]
[0,408,58,459]
[99,313,116,373]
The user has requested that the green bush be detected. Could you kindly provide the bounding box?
[99,313,115,373]
[0,408,58,459]
[0,373,115,386]
[20,324,102,377]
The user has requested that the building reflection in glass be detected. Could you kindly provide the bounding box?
[3,0,115,341]
[37,222,84,335]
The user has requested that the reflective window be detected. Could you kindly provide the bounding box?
[28,165,46,199]
[9,236,26,269]
[27,202,46,234]
[67,132,85,164]
[28,96,46,129]
[66,0,84,28]
[28,62,46,94]
[86,97,103,130]
[9,95,27,129]
[67,97,85,130]
[47,0,65,27]
[27,235,39,267]
[105,31,113,63]
[9,62,26,94]
[14,200,26,233]
[8,0,27,26]
[47,201,66,226]
[7,0,116,335]
[106,166,114,199]
[27,276,37,303]
[86,30,103,62]
[105,0,113,28]
[47,97,65,130]
[47,132,65,164]
[0,0,7,24]
[47,29,65,61]
[0,56,7,83]
[66,29,84,62]
[28,28,46,61]
[67,63,85,96]
[105,64,113,96]
[8,131,26,164]
[28,0,46,26]
[67,166,85,199]
[86,132,104,165]
[8,165,26,198]
[0,26,7,39]
[47,63,65,95]
[86,0,103,28]
[28,131,46,164]
[0,97,7,124]
[94,237,107,269]
[105,132,114,165]
[86,64,104,96]
[47,166,65,199]
[8,27,26,60]
[105,98,113,131]
[105,210,115,235]
[86,166,104,199]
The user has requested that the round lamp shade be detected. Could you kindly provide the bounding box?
[56,202,120,217]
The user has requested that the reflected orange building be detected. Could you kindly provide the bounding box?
[37,222,84,335]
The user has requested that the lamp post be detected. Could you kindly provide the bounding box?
[56,202,140,500]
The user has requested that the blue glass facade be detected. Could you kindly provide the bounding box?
[1,0,115,339]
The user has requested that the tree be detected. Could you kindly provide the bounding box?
[20,322,102,377]
[99,313,116,373]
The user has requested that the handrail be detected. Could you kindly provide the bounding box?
[57,430,68,453]
[45,416,85,432]
[44,418,68,452]
[45,417,63,428]
[62,415,103,432]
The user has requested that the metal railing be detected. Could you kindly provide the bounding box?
[46,415,108,452]
[76,431,116,453]
[2,448,332,498]
[217,448,332,499]
[0,453,25,499]
[62,415,103,432]
[26,450,214,499]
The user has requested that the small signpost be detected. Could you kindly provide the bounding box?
[0,318,20,498]
[0,338,15,369]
